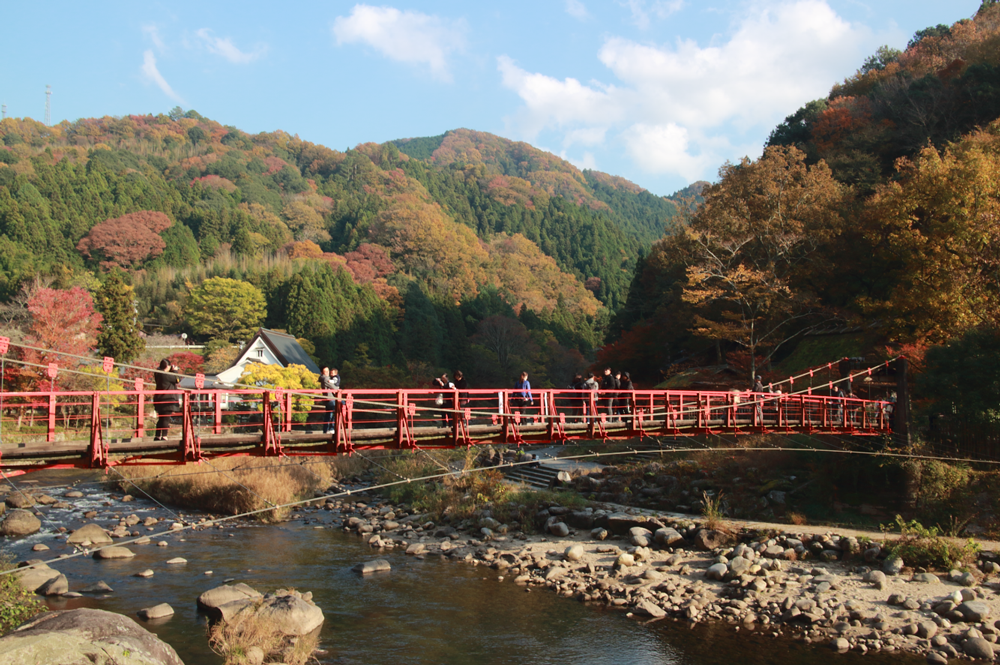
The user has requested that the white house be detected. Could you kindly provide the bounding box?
[211,328,321,386]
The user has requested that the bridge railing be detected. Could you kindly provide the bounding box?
[0,386,892,445]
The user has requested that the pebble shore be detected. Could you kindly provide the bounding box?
[330,493,1000,663]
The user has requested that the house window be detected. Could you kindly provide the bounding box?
[256,350,264,357]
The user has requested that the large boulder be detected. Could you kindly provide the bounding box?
[93,547,136,560]
[197,583,263,619]
[5,494,35,509]
[67,523,113,546]
[215,590,324,637]
[693,528,732,551]
[15,565,61,593]
[0,608,183,665]
[0,510,40,537]
[654,527,684,547]
[604,514,664,535]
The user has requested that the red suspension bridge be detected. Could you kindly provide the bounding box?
[0,384,893,475]
[0,336,900,475]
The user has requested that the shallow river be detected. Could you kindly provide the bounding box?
[2,477,922,665]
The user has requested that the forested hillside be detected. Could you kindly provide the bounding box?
[0,111,687,388]
[603,2,1000,403]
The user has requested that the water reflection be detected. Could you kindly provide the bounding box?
[2,481,923,665]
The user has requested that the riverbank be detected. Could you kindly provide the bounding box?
[332,490,1000,663]
[1,462,996,663]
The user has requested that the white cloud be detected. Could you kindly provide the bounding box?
[196,29,267,64]
[500,0,886,179]
[140,50,183,103]
[332,4,466,81]
[622,123,713,180]
[497,55,622,135]
[619,0,684,29]
[565,0,589,20]
[142,25,165,51]
[563,127,607,148]
[560,150,598,171]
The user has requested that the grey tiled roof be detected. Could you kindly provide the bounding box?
[257,329,320,374]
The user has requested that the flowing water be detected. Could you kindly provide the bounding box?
[2,476,922,665]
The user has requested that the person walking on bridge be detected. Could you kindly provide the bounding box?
[513,371,533,415]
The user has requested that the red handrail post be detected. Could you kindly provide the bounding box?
[135,378,145,439]
[283,392,293,433]
[47,394,56,442]
[214,392,223,435]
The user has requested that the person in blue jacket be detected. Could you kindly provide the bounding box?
[513,371,533,414]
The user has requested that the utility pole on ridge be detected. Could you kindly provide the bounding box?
[44,85,51,127]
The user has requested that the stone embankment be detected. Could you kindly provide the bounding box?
[329,493,1000,663]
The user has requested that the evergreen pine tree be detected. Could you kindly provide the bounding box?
[96,268,145,362]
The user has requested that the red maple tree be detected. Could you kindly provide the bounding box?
[76,211,173,269]
[19,287,103,390]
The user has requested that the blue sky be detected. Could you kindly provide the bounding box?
[1,1,982,196]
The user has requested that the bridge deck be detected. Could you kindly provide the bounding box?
[0,387,891,472]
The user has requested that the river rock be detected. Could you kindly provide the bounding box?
[634,600,666,618]
[963,637,994,659]
[615,553,635,568]
[5,494,35,509]
[865,570,888,589]
[67,523,113,546]
[94,546,136,559]
[239,590,324,637]
[0,607,183,665]
[16,565,60,593]
[654,527,684,547]
[590,528,608,541]
[64,491,84,499]
[405,543,426,555]
[629,527,653,547]
[918,621,939,639]
[729,556,752,576]
[165,558,187,565]
[565,545,584,562]
[548,522,569,537]
[35,495,57,506]
[605,514,662,535]
[693,529,731,551]
[958,601,992,623]
[36,574,68,596]
[197,583,262,617]
[953,571,978,587]
[137,604,174,621]
[831,637,850,651]
[913,572,939,584]
[135,570,155,578]
[30,544,48,552]
[81,581,114,594]
[0,509,40,537]
[353,559,391,575]
[706,563,729,581]
[882,555,904,576]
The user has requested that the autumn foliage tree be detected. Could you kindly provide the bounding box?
[20,286,103,389]
[855,126,1000,342]
[76,211,173,269]
[681,146,846,381]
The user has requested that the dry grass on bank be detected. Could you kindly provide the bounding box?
[207,603,318,665]
[114,455,369,522]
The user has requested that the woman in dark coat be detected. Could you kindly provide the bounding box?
[153,358,179,440]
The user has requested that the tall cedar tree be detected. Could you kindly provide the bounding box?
[95,269,145,363]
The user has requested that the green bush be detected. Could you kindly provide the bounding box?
[0,559,45,635]
[883,515,980,570]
